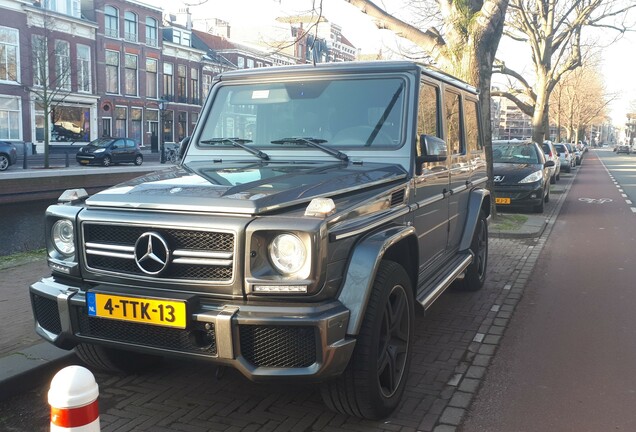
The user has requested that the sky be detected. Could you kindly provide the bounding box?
[153,0,636,126]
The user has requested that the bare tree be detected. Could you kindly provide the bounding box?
[25,11,75,168]
[550,65,613,143]
[492,0,636,144]
[341,0,509,214]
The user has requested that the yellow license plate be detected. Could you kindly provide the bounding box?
[80,160,89,164]
[86,292,187,329]
[496,197,511,204]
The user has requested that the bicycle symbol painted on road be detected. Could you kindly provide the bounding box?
[578,198,613,204]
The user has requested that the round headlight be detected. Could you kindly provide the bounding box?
[268,233,307,275]
[52,220,75,255]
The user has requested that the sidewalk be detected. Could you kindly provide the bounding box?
[0,168,575,401]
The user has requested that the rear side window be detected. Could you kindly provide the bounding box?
[464,99,481,152]
[444,90,462,154]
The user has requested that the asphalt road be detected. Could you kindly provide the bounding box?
[462,149,636,431]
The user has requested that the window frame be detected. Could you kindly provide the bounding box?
[124,11,138,42]
[0,26,19,83]
[104,6,119,39]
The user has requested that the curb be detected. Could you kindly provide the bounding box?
[0,343,77,401]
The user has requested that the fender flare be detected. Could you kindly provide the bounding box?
[337,225,416,336]
[458,189,491,252]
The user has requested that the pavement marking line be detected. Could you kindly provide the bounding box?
[631,208,636,213]
[627,200,632,205]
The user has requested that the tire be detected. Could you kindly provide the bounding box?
[550,174,556,184]
[102,156,112,167]
[544,185,550,203]
[76,343,162,374]
[134,154,143,166]
[0,154,9,171]
[321,260,414,420]
[565,164,571,173]
[456,210,488,291]
[556,172,560,181]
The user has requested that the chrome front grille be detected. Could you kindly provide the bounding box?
[82,223,235,282]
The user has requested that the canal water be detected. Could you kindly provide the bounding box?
[1,199,56,256]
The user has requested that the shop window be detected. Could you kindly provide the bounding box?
[49,105,90,142]
[115,106,127,137]
[131,107,142,145]
[0,96,20,140]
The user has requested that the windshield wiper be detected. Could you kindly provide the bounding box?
[200,138,269,161]
[270,137,349,161]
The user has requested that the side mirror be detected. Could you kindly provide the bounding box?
[545,160,555,167]
[418,135,447,162]
[179,136,190,159]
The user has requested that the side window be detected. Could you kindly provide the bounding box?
[444,90,462,155]
[126,139,135,148]
[417,82,439,138]
[464,98,482,152]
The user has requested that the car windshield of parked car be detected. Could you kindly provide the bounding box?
[86,138,114,148]
[492,144,539,164]
[198,77,406,150]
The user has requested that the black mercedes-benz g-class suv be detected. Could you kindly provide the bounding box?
[30,61,490,419]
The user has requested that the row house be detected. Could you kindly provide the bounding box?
[0,0,356,150]
[0,0,99,148]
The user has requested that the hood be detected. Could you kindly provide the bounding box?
[85,160,407,214]
[493,162,544,184]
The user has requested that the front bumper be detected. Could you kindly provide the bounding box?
[494,183,545,209]
[30,277,355,381]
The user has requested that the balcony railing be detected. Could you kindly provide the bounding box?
[124,32,138,42]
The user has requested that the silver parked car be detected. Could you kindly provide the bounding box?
[542,141,561,184]
[553,143,574,173]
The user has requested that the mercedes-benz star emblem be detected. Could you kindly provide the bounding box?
[134,232,170,275]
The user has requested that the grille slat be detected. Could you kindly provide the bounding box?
[83,224,235,282]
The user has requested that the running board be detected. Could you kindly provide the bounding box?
[416,254,473,309]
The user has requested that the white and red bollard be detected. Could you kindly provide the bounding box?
[48,365,100,431]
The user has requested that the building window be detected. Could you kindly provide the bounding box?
[177,111,187,141]
[163,62,173,100]
[124,53,138,96]
[131,107,142,145]
[247,58,254,68]
[77,44,91,93]
[190,68,199,105]
[0,26,19,82]
[102,117,111,137]
[0,96,20,140]
[55,40,71,90]
[32,35,46,87]
[145,17,158,47]
[172,29,191,47]
[177,64,186,103]
[237,56,244,69]
[202,74,213,98]
[124,11,137,42]
[146,58,157,98]
[45,0,81,18]
[104,6,119,38]
[105,50,119,94]
[115,106,127,137]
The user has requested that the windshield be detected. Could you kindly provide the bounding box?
[87,138,115,148]
[198,77,406,150]
[492,144,539,164]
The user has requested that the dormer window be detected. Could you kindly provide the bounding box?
[172,29,191,47]
[44,0,81,18]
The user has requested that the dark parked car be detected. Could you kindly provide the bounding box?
[0,141,18,171]
[76,137,143,166]
[492,140,554,213]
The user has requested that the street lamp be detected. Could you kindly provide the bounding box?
[159,99,167,163]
